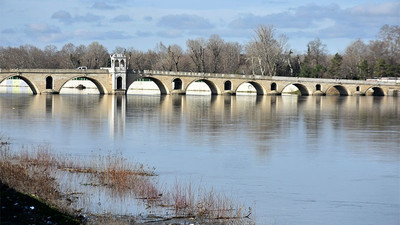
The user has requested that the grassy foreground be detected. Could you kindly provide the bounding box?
[0,136,253,224]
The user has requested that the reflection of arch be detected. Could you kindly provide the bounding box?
[316,84,321,91]
[326,85,350,96]
[46,76,53,89]
[117,77,123,89]
[128,77,168,95]
[187,79,219,95]
[283,83,310,96]
[356,86,360,92]
[366,87,385,96]
[236,81,265,95]
[1,75,39,94]
[224,80,232,90]
[59,76,106,94]
[173,78,182,90]
[271,82,277,91]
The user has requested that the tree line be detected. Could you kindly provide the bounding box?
[0,24,398,79]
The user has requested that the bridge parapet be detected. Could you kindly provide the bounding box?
[143,70,399,86]
[0,68,109,74]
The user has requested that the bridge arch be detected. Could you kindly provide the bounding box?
[224,80,232,91]
[271,82,277,91]
[173,78,183,90]
[186,79,219,95]
[326,85,350,96]
[116,77,123,89]
[235,81,265,95]
[58,76,108,94]
[282,83,310,96]
[46,76,53,89]
[366,86,385,96]
[128,76,169,95]
[0,75,39,94]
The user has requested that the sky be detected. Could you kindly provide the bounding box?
[0,0,399,54]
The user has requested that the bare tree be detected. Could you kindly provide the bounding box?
[168,44,183,72]
[342,39,368,79]
[221,41,242,74]
[246,24,288,76]
[306,38,328,68]
[82,41,108,69]
[186,38,206,72]
[376,24,400,64]
[206,34,224,73]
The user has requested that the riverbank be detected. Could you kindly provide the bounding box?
[1,182,81,225]
[0,137,253,225]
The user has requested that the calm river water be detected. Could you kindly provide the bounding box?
[0,94,399,225]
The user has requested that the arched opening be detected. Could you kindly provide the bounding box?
[120,60,125,68]
[366,87,385,96]
[326,85,350,96]
[236,81,265,95]
[116,77,123,89]
[126,77,167,95]
[224,81,232,91]
[282,83,309,96]
[271,82,277,91]
[59,77,105,94]
[316,84,321,91]
[0,76,37,94]
[356,86,360,92]
[46,76,53,89]
[173,78,182,90]
[186,79,219,95]
[114,60,120,68]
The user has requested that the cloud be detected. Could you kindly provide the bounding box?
[25,23,60,34]
[110,15,133,22]
[23,23,73,43]
[74,30,133,40]
[1,28,16,34]
[51,10,73,24]
[51,11,104,24]
[229,4,343,30]
[158,14,214,30]
[144,16,153,22]
[157,29,184,38]
[349,1,400,16]
[92,1,117,10]
[228,2,398,40]
[136,31,153,37]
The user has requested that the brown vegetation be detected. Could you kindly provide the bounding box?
[0,137,253,224]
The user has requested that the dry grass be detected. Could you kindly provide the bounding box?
[0,136,254,224]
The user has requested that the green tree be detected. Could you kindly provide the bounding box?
[328,53,343,78]
[357,60,371,80]
[311,64,326,78]
[373,59,388,77]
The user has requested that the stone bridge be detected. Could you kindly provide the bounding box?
[1,68,399,96]
[137,70,400,96]
[0,53,399,96]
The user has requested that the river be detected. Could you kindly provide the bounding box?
[0,94,399,225]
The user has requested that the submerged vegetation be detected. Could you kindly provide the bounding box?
[0,136,253,224]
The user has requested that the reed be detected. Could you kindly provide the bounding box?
[0,137,253,224]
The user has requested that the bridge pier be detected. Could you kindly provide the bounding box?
[41,90,59,95]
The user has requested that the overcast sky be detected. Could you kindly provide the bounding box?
[0,0,399,54]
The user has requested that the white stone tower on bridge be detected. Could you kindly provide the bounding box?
[108,53,126,94]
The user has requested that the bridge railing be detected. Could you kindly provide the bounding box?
[141,70,399,86]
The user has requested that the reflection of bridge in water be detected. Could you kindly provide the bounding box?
[3,95,398,143]
[1,54,399,96]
